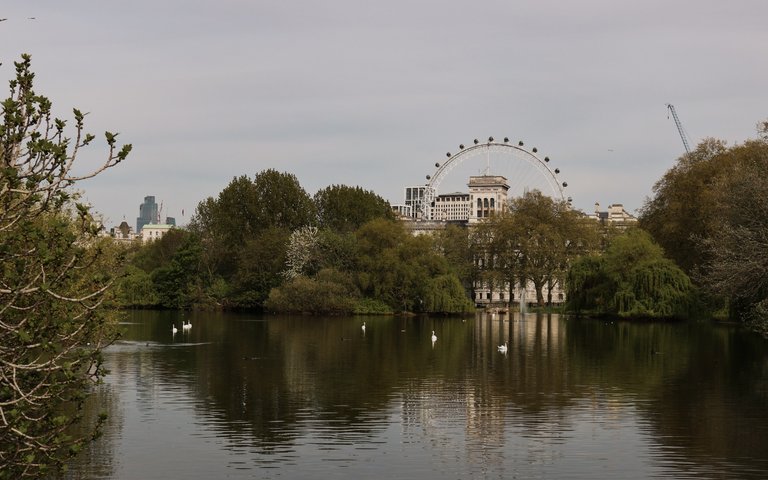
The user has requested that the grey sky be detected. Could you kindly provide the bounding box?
[2,1,766,226]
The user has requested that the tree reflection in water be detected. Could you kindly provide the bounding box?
[65,311,768,479]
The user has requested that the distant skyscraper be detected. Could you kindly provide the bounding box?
[137,196,158,232]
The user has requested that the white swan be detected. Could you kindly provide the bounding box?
[172,324,178,334]
[183,320,192,330]
[431,331,437,342]
[498,341,508,353]
[362,321,366,333]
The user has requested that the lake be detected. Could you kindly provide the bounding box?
[64,310,768,479]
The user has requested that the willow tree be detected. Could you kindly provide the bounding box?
[0,55,131,477]
[566,228,700,319]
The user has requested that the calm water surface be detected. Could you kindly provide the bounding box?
[65,311,768,479]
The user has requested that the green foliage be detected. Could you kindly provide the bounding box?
[0,55,129,477]
[186,170,315,309]
[566,229,700,319]
[265,269,358,315]
[314,184,394,232]
[113,230,207,309]
[639,138,732,274]
[422,274,475,313]
[354,220,471,313]
[114,265,158,308]
[435,224,476,289]
[130,228,188,273]
[352,298,394,315]
[693,138,768,328]
[641,132,768,331]
[230,227,290,308]
[473,190,600,306]
[265,218,473,314]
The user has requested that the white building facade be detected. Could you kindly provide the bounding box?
[141,224,175,243]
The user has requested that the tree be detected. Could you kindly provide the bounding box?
[229,227,291,308]
[265,269,359,315]
[694,138,768,331]
[435,224,476,294]
[473,191,599,306]
[188,170,315,297]
[314,184,393,232]
[639,138,731,274]
[283,226,321,280]
[150,233,204,309]
[641,130,768,331]
[0,55,131,477]
[566,229,700,319]
[354,219,473,313]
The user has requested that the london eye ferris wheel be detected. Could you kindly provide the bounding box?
[420,136,569,219]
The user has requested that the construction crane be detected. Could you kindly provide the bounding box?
[666,103,691,153]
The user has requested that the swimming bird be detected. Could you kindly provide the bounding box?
[498,342,508,353]
[431,331,437,342]
[182,320,192,330]
[362,321,366,333]
[172,324,178,334]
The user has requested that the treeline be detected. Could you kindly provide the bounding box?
[639,128,768,333]
[567,123,768,331]
[112,170,474,314]
[112,168,705,320]
[113,125,768,328]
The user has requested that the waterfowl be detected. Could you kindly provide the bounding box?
[431,331,437,342]
[498,342,508,353]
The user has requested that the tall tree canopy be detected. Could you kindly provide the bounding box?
[190,169,315,252]
[0,55,130,477]
[474,191,600,305]
[187,170,315,307]
[314,184,393,232]
[639,138,730,274]
[640,128,768,330]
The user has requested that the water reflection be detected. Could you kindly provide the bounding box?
[64,311,768,479]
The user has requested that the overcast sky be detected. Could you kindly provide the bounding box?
[2,1,766,227]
